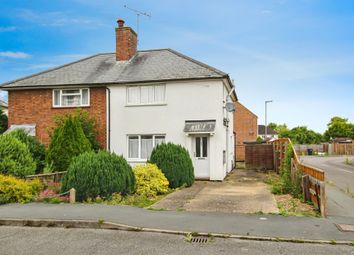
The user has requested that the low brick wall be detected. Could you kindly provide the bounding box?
[245,144,274,170]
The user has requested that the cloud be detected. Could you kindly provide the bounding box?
[260,9,272,15]
[0,26,16,32]
[0,51,31,59]
[16,9,103,27]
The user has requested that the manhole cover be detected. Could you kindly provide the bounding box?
[336,224,354,232]
[191,236,209,243]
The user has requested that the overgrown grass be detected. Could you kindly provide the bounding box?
[345,158,354,166]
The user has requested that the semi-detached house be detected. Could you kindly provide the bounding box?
[0,19,237,181]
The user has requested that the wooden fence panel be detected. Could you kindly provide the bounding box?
[333,143,354,155]
[245,144,274,170]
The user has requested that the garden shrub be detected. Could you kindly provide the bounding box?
[46,115,92,171]
[0,109,7,134]
[0,134,36,177]
[9,129,46,174]
[149,143,194,188]
[133,163,169,198]
[61,151,135,201]
[0,174,43,204]
[54,109,101,151]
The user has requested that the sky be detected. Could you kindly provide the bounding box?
[0,0,353,133]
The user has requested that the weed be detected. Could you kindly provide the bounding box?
[330,240,336,245]
[97,219,104,225]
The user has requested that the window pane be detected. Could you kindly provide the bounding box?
[141,136,153,159]
[195,137,201,157]
[155,136,165,146]
[127,87,140,104]
[62,89,80,94]
[53,90,60,106]
[128,136,139,158]
[141,86,154,104]
[154,85,165,102]
[202,137,208,157]
[62,95,81,106]
[82,89,89,105]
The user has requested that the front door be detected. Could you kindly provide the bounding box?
[193,135,210,179]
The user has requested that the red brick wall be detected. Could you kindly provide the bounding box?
[234,102,258,161]
[8,87,107,148]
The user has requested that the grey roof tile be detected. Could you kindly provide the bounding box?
[1,49,227,88]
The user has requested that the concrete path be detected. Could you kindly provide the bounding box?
[300,156,354,218]
[0,203,354,242]
[151,169,279,214]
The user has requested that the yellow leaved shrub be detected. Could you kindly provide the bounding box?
[132,163,169,198]
[0,174,43,204]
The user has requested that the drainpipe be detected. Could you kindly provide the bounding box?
[106,87,111,151]
[225,86,235,173]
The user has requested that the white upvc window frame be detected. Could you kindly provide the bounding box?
[126,84,166,106]
[52,88,90,108]
[127,134,166,161]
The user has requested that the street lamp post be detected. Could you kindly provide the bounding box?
[265,100,273,139]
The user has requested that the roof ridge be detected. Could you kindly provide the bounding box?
[165,48,227,76]
[0,53,109,87]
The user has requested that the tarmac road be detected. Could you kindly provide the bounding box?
[300,156,354,218]
[0,226,353,255]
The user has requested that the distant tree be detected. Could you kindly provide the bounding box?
[323,116,354,141]
[286,126,323,144]
[0,109,8,134]
[267,123,289,138]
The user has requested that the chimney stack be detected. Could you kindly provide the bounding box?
[115,19,137,61]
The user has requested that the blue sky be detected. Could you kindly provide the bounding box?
[0,0,353,133]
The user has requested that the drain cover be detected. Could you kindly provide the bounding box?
[336,224,354,232]
[191,236,209,243]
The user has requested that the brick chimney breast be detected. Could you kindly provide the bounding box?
[115,19,137,61]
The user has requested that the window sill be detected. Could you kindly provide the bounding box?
[125,103,167,107]
[52,105,90,109]
[127,159,148,163]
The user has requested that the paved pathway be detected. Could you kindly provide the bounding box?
[0,203,353,241]
[300,156,354,218]
[151,169,279,214]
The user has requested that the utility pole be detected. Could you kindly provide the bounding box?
[265,100,273,139]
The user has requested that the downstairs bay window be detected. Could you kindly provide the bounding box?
[128,135,165,160]
[53,88,90,107]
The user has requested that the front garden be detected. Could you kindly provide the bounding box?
[0,110,195,207]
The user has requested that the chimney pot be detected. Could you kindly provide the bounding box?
[117,19,125,28]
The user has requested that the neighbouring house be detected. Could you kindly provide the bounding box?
[233,101,257,161]
[0,19,237,181]
[258,125,278,140]
[0,99,8,116]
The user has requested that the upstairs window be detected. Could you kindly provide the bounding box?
[127,85,165,105]
[53,88,90,107]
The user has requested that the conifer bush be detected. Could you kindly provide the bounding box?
[9,129,46,174]
[149,143,194,188]
[61,151,135,201]
[0,134,36,177]
[46,115,91,171]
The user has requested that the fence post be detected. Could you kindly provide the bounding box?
[320,183,326,217]
[302,175,310,201]
[69,188,76,204]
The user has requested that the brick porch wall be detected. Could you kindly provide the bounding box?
[8,87,107,148]
[234,101,258,161]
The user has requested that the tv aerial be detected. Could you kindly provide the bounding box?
[124,5,151,36]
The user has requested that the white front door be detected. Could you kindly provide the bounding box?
[193,135,210,179]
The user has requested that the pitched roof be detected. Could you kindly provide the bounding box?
[258,125,278,135]
[0,49,228,89]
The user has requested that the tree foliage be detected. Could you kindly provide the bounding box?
[324,116,354,141]
[0,109,7,134]
[54,109,101,151]
[61,151,135,201]
[8,129,46,174]
[0,134,36,177]
[149,143,194,188]
[47,115,92,172]
[269,123,323,144]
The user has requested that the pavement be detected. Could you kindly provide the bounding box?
[1,226,353,255]
[151,169,279,214]
[300,156,354,218]
[0,203,354,242]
